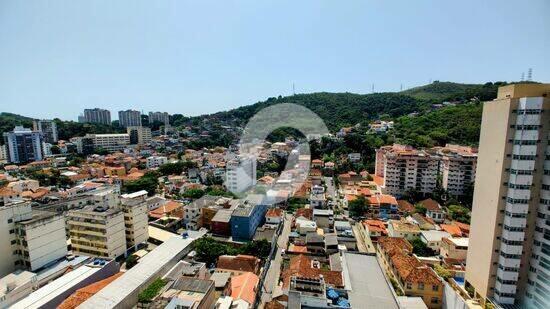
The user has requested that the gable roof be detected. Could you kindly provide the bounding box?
[282,255,343,288]
[230,272,259,305]
[217,255,260,273]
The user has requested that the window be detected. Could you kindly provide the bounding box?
[7,218,13,224]
[418,283,424,290]
[432,285,439,291]
[431,297,439,304]
[406,283,412,289]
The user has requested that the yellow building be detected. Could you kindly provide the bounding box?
[377,237,444,309]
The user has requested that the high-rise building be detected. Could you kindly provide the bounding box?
[126,126,152,145]
[83,108,111,125]
[3,126,44,163]
[225,155,257,194]
[148,111,170,125]
[0,200,67,277]
[465,84,550,308]
[118,110,142,128]
[120,190,149,250]
[32,119,58,144]
[375,144,477,197]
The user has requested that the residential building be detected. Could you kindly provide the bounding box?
[67,205,127,259]
[225,155,257,194]
[154,278,216,309]
[313,208,334,230]
[230,201,268,241]
[126,126,152,145]
[226,272,259,307]
[120,190,149,251]
[465,84,550,308]
[146,155,168,169]
[118,110,141,128]
[82,108,111,125]
[419,230,451,253]
[3,126,44,163]
[377,237,443,309]
[375,144,477,197]
[70,136,94,155]
[217,255,260,275]
[148,111,170,125]
[418,199,445,223]
[440,237,469,261]
[265,208,283,225]
[0,270,38,308]
[387,219,421,241]
[85,133,130,152]
[0,200,67,277]
[32,119,58,144]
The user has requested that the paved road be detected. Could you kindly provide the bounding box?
[259,213,292,307]
[352,223,376,253]
[324,176,336,199]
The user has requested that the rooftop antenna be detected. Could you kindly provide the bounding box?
[527,68,533,81]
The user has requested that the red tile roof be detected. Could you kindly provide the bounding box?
[229,272,259,305]
[266,208,283,218]
[282,255,343,288]
[217,255,260,274]
[58,273,123,309]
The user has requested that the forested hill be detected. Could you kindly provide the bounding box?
[174,81,505,133]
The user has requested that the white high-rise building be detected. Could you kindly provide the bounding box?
[118,110,142,128]
[85,133,130,152]
[146,156,168,169]
[127,126,152,145]
[225,155,257,194]
[148,111,170,125]
[83,108,111,125]
[0,200,67,277]
[465,84,550,308]
[120,190,149,250]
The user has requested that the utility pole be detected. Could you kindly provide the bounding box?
[527,68,533,81]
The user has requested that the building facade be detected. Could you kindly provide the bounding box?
[465,84,550,308]
[120,191,149,251]
[148,111,170,125]
[85,133,130,152]
[3,126,44,164]
[0,200,67,277]
[118,110,142,128]
[225,155,257,194]
[375,144,477,197]
[82,108,111,125]
[127,126,152,145]
[32,119,58,144]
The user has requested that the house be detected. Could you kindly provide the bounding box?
[419,230,451,253]
[217,255,260,275]
[418,199,445,223]
[211,209,233,236]
[377,237,443,309]
[226,272,259,307]
[397,200,415,215]
[348,153,361,162]
[305,233,325,254]
[265,208,283,225]
[439,224,463,237]
[440,237,469,261]
[295,216,317,235]
[361,219,388,240]
[312,209,334,230]
[410,213,437,230]
[311,159,324,168]
[281,255,343,289]
[388,219,421,241]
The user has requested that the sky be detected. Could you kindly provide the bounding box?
[0,0,548,121]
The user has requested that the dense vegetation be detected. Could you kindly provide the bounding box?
[401,81,503,101]
[138,278,167,303]
[194,237,271,266]
[122,171,160,196]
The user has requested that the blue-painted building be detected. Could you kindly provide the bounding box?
[230,196,269,241]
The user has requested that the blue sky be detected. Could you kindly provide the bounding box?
[0,0,548,120]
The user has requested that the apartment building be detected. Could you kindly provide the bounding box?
[67,205,127,259]
[148,111,170,124]
[85,133,130,152]
[120,190,149,251]
[127,126,152,145]
[465,84,550,308]
[82,108,111,125]
[375,144,477,197]
[3,126,44,163]
[0,200,67,277]
[118,110,142,128]
[32,119,58,144]
[225,155,257,194]
[146,155,168,169]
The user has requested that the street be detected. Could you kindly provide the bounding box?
[259,213,292,307]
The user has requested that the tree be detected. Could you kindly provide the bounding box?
[50,145,61,155]
[194,237,239,266]
[434,264,452,280]
[410,237,435,257]
[183,188,205,199]
[123,171,160,196]
[414,203,427,215]
[241,239,271,259]
[125,254,138,269]
[349,195,368,218]
[447,204,471,224]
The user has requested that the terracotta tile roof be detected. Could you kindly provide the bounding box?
[363,220,387,235]
[440,224,463,237]
[295,208,313,220]
[229,272,259,305]
[149,200,183,219]
[419,198,441,212]
[288,244,308,253]
[217,255,260,273]
[265,300,285,309]
[389,219,420,233]
[378,237,413,256]
[58,272,123,309]
[453,221,470,235]
[391,253,442,286]
[372,175,384,186]
[266,208,283,218]
[282,255,343,288]
[0,187,19,197]
[397,200,415,213]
